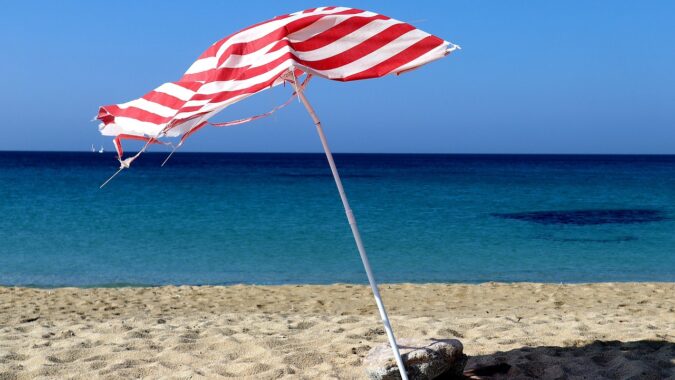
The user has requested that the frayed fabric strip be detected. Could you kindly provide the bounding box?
[102,72,313,185]
[159,73,314,167]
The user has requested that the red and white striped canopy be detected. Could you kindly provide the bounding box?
[97,6,458,164]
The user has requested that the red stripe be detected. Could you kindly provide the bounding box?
[183,48,293,83]
[98,107,114,124]
[173,81,202,91]
[117,134,160,143]
[214,14,326,69]
[197,14,293,59]
[197,9,348,61]
[342,35,445,81]
[292,14,389,52]
[105,32,439,124]
[185,22,421,88]
[101,84,194,124]
[142,90,187,110]
[173,105,205,114]
[166,71,306,134]
[98,7,451,138]
[113,138,123,158]
[185,12,385,82]
[107,67,287,125]
[183,71,289,110]
[188,8,364,75]
[184,27,420,86]
[104,105,173,125]
[266,39,289,54]
[183,15,325,82]
[292,23,415,71]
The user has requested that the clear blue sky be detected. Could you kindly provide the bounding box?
[1,1,673,153]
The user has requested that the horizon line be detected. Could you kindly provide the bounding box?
[1,150,674,156]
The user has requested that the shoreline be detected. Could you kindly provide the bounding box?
[1,283,673,379]
[6,279,675,289]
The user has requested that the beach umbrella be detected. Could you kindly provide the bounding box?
[96,7,458,378]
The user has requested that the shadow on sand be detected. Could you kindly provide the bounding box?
[444,340,674,379]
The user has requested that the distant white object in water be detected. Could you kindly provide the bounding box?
[98,145,104,153]
[91,144,95,153]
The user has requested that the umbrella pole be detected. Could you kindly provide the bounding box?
[291,82,409,380]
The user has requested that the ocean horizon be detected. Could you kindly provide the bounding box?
[1,151,674,287]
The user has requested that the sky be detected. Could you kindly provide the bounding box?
[0,1,673,154]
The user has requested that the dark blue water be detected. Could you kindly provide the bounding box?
[0,152,673,287]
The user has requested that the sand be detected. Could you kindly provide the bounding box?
[0,283,673,379]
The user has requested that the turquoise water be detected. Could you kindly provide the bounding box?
[0,152,673,286]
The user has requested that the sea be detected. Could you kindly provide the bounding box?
[0,152,673,287]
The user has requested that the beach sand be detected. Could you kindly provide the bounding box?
[1,283,673,379]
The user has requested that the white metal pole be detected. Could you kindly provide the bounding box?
[290,80,409,380]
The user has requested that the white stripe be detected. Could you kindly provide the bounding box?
[154,82,195,101]
[290,18,402,61]
[174,69,289,120]
[139,30,440,118]
[286,11,377,42]
[185,7,352,75]
[195,59,293,95]
[128,16,408,124]
[218,40,285,69]
[181,98,211,108]
[185,57,217,76]
[390,41,450,75]
[215,12,378,70]
[213,6,352,60]
[174,94,250,120]
[118,98,178,118]
[306,29,431,79]
[122,55,290,119]
[99,117,165,137]
[211,11,377,72]
[177,93,251,119]
[98,7,456,142]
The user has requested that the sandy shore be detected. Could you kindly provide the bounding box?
[0,283,673,379]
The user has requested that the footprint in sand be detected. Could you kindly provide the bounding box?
[3,352,29,362]
[437,327,464,338]
[288,321,316,330]
[47,349,84,364]
[282,351,324,369]
[336,316,360,325]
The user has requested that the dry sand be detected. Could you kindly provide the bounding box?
[0,283,673,379]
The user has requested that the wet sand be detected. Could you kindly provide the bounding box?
[1,283,673,379]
